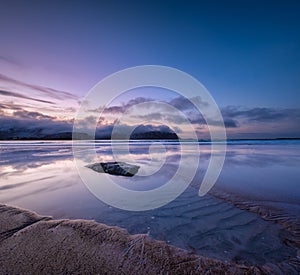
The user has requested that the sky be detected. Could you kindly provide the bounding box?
[0,0,300,139]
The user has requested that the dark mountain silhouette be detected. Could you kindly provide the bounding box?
[0,128,179,140]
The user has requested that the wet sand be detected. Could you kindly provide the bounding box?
[95,187,298,267]
[210,189,300,249]
[1,204,299,274]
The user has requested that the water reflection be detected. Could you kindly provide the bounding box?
[1,141,300,212]
[215,144,300,207]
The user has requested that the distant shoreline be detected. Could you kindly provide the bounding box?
[1,137,299,141]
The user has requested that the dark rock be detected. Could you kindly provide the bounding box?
[86,162,140,177]
[130,131,179,140]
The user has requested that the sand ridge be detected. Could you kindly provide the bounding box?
[0,204,298,274]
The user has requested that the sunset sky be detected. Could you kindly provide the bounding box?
[0,0,300,139]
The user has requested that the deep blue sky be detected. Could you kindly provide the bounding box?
[1,0,299,106]
[0,0,300,138]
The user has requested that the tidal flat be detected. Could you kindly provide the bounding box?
[0,140,299,272]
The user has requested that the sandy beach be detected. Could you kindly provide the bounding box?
[2,203,299,274]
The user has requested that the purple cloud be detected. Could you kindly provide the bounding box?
[0,73,78,100]
[0,89,55,104]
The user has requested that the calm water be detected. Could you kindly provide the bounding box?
[0,140,300,265]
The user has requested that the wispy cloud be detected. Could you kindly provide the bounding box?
[0,73,78,100]
[0,89,55,104]
[0,102,27,112]
[12,110,54,120]
[100,97,154,114]
[127,101,238,128]
[0,55,20,66]
[0,73,80,120]
[223,118,239,128]
[0,112,73,139]
[222,106,300,122]
[99,95,208,115]
[168,96,209,110]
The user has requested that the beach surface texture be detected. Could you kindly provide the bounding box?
[0,204,298,274]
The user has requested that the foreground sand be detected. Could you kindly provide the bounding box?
[0,204,298,274]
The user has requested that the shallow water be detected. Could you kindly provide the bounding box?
[0,140,299,265]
